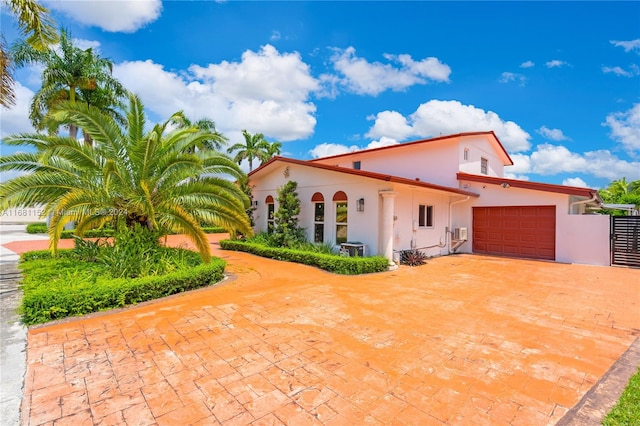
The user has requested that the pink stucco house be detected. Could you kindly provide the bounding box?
[248,131,611,266]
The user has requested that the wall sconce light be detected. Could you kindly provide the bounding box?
[357,198,365,212]
[501,182,510,188]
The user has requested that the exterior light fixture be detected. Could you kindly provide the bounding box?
[357,198,365,212]
[501,182,510,188]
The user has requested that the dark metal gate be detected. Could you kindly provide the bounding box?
[611,216,640,267]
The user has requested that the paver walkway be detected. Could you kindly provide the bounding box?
[5,234,640,425]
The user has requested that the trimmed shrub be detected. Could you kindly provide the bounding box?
[19,248,225,325]
[220,240,388,275]
[26,222,47,234]
[25,224,226,238]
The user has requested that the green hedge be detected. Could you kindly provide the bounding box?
[220,240,389,275]
[19,249,226,325]
[25,222,226,238]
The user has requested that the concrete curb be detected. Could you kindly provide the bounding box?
[556,336,640,425]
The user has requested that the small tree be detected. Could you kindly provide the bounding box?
[273,180,306,247]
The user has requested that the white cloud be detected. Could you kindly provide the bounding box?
[45,0,162,32]
[270,31,282,41]
[309,143,358,158]
[72,38,101,51]
[537,126,570,141]
[562,177,588,188]
[503,173,530,181]
[115,45,320,141]
[602,65,640,77]
[603,103,640,153]
[546,60,568,68]
[308,137,398,159]
[530,144,587,175]
[364,100,531,152]
[525,144,640,181]
[499,72,526,85]
[365,111,413,140]
[0,82,36,139]
[0,170,28,184]
[610,39,640,53]
[329,47,451,96]
[409,100,532,152]
[507,153,532,174]
[366,137,399,149]
[520,61,535,68]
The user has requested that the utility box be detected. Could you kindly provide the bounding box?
[340,242,366,257]
[454,227,468,241]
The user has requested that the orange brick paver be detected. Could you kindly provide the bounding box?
[6,234,639,425]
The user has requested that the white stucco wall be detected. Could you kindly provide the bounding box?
[250,162,460,258]
[391,186,452,257]
[251,163,388,255]
[314,139,461,187]
[457,135,505,178]
[556,214,610,266]
[452,181,611,266]
[312,134,508,188]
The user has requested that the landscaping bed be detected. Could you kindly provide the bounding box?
[26,222,226,238]
[19,248,225,325]
[220,239,389,275]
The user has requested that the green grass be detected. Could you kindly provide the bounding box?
[603,367,640,426]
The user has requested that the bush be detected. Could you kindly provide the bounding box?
[18,248,225,325]
[220,239,388,275]
[26,222,47,234]
[25,222,226,238]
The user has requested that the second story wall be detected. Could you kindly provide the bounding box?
[457,135,505,178]
[313,133,509,187]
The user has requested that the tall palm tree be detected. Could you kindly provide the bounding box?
[12,28,126,141]
[177,117,228,152]
[227,130,270,171]
[1,0,58,107]
[260,141,282,164]
[0,93,252,262]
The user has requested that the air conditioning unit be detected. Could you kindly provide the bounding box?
[454,227,468,241]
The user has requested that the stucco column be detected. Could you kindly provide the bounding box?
[379,190,398,268]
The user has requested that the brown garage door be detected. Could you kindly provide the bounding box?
[473,206,556,260]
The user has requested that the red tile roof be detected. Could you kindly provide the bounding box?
[457,172,602,201]
[250,157,479,197]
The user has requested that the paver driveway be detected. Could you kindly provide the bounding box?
[7,234,640,425]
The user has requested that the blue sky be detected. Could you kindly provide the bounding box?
[1,1,639,188]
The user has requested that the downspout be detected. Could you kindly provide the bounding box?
[568,193,599,214]
[449,195,470,253]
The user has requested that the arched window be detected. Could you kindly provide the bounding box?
[266,195,275,233]
[312,193,325,243]
[333,191,348,244]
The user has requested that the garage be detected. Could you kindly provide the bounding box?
[473,206,556,260]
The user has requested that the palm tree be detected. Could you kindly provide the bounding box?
[12,28,126,141]
[0,93,252,262]
[260,141,282,164]
[227,130,270,171]
[1,0,58,107]
[177,117,227,152]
